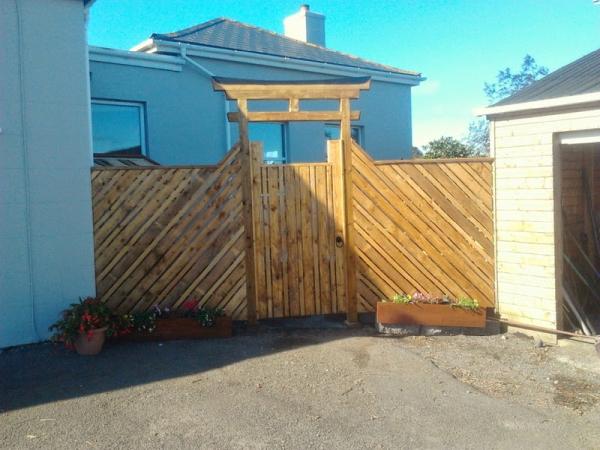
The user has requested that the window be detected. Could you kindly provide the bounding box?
[324,124,363,145]
[250,123,287,164]
[91,100,146,155]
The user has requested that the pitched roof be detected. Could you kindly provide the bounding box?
[150,18,420,77]
[494,48,600,107]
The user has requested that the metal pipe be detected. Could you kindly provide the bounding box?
[178,44,232,151]
[488,317,598,342]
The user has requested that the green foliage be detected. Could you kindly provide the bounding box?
[465,119,490,156]
[453,297,480,311]
[384,293,479,311]
[123,311,157,333]
[484,54,549,104]
[196,306,225,327]
[49,297,115,345]
[387,293,412,304]
[422,136,476,159]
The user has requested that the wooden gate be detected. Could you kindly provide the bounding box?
[252,148,345,319]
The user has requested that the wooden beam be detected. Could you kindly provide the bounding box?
[289,98,299,112]
[327,140,347,315]
[237,98,259,326]
[212,77,372,101]
[218,88,363,100]
[228,111,360,123]
[339,97,359,324]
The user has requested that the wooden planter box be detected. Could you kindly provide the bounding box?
[126,317,232,341]
[376,302,485,328]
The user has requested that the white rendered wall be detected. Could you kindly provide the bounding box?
[0,0,96,347]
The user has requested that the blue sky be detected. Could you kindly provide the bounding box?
[88,0,600,147]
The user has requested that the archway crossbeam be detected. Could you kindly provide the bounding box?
[212,76,370,122]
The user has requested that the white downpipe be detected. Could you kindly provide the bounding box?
[180,44,214,77]
[178,44,231,151]
[15,0,41,340]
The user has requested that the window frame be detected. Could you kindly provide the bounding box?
[254,122,288,164]
[324,123,364,146]
[91,99,148,156]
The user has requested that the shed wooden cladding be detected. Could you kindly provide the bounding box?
[92,146,247,319]
[351,142,495,310]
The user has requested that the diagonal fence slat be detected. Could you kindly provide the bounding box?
[92,146,247,319]
[351,142,495,311]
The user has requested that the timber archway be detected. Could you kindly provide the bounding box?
[213,76,371,325]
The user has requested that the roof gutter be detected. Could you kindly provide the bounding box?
[89,46,185,71]
[132,38,424,86]
[474,91,600,118]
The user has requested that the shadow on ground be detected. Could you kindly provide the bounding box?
[0,315,372,412]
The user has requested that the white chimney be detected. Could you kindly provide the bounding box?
[283,5,326,47]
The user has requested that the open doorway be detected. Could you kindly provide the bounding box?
[559,134,600,335]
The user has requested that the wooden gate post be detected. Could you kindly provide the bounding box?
[237,98,259,325]
[338,97,359,324]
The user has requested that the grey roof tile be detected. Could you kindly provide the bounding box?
[151,18,419,77]
[494,48,600,106]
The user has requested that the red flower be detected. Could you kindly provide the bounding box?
[182,299,199,311]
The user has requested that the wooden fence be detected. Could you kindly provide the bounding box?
[91,141,494,319]
[351,143,495,310]
[92,146,247,318]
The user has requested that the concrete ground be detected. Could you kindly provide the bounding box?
[1,326,599,449]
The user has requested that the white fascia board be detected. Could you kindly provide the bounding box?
[89,46,185,72]
[559,129,600,145]
[130,39,156,53]
[137,39,423,86]
[474,92,600,117]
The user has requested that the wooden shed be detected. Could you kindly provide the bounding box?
[479,49,600,341]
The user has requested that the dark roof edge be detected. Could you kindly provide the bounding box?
[213,76,371,85]
[152,36,422,78]
[149,17,421,78]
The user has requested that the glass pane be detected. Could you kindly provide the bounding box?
[351,126,361,144]
[324,125,361,144]
[92,103,142,155]
[324,125,340,140]
[250,123,285,163]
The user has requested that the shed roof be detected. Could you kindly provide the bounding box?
[494,48,600,107]
[150,18,420,77]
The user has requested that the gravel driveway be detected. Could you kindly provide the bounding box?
[1,327,599,449]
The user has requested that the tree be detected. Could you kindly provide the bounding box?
[483,54,549,104]
[465,119,490,156]
[467,55,549,155]
[422,136,476,159]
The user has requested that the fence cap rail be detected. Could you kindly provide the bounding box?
[92,164,217,171]
[374,157,494,165]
